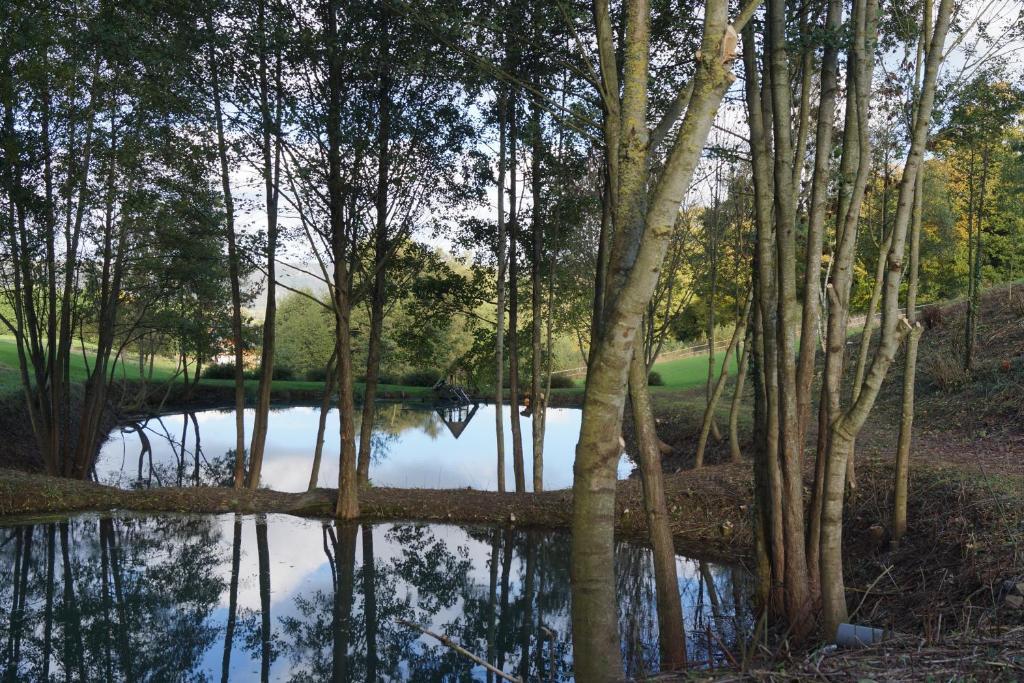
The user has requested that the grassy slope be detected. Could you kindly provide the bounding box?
[0,335,435,399]
[1,332,729,402]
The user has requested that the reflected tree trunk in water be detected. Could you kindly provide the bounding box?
[59,522,85,681]
[700,561,727,651]
[221,515,242,683]
[361,525,378,682]
[486,530,500,682]
[99,521,113,682]
[308,352,337,491]
[518,533,536,680]
[5,525,32,682]
[256,516,272,682]
[104,520,132,681]
[330,524,358,683]
[43,525,55,682]
[497,527,514,672]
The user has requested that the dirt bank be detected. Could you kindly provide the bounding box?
[0,464,752,561]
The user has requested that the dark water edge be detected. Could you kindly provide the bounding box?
[0,512,753,681]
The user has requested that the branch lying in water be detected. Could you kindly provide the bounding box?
[397,619,523,683]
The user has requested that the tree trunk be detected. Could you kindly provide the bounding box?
[573,1,740,677]
[357,7,393,487]
[628,352,687,670]
[530,102,545,493]
[966,147,988,371]
[204,12,248,489]
[818,0,951,638]
[766,0,813,635]
[696,294,751,467]
[729,334,751,462]
[742,21,786,618]
[308,352,338,491]
[494,89,508,494]
[508,94,526,493]
[796,0,843,442]
[325,0,359,519]
[247,0,282,490]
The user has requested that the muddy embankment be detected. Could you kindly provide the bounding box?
[0,463,752,562]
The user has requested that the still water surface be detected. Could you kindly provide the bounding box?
[0,513,751,681]
[96,404,634,492]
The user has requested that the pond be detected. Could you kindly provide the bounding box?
[96,404,634,492]
[0,513,752,681]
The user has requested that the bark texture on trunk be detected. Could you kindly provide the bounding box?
[204,13,248,489]
[530,102,545,493]
[695,294,751,467]
[325,0,359,519]
[628,352,686,670]
[893,137,927,547]
[247,0,282,490]
[494,90,508,494]
[818,0,951,638]
[572,1,744,678]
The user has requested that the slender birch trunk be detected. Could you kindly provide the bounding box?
[247,0,283,490]
[308,352,337,491]
[357,8,392,486]
[818,0,951,637]
[494,89,508,493]
[572,1,748,677]
[325,0,359,519]
[530,102,545,492]
[729,334,751,463]
[695,293,751,467]
[204,12,248,489]
[892,162,925,546]
[628,351,686,670]
[508,95,526,493]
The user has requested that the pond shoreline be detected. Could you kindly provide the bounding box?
[0,466,752,563]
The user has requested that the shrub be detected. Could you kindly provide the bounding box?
[402,369,443,387]
[272,365,296,381]
[920,348,971,393]
[548,374,575,389]
[648,371,664,386]
[305,367,329,382]
[203,363,240,380]
[920,304,946,330]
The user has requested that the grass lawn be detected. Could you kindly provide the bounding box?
[0,335,436,399]
[0,335,185,395]
[1,332,732,401]
[650,349,737,390]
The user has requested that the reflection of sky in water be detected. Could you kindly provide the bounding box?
[96,404,634,492]
[0,513,753,681]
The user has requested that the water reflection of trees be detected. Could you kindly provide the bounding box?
[1,517,752,681]
[102,405,447,489]
[1,515,225,681]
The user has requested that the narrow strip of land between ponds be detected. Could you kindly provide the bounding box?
[0,465,752,561]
